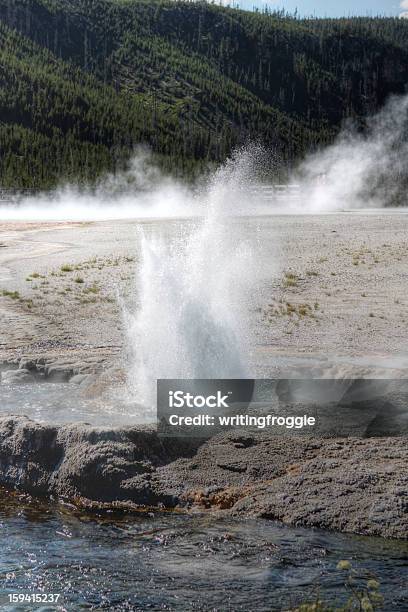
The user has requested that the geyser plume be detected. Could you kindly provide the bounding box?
[124,148,262,407]
[295,93,408,211]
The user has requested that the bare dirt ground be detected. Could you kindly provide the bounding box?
[1,212,408,379]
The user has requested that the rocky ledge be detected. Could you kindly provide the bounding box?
[0,416,406,540]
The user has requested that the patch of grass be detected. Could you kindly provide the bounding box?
[1,290,20,300]
[74,276,84,284]
[283,272,299,288]
[306,270,319,277]
[27,272,45,280]
[298,304,312,317]
[292,560,383,612]
[266,301,316,319]
[83,283,100,294]
[61,264,74,273]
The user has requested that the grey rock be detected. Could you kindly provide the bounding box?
[0,416,196,505]
[157,431,408,540]
[69,374,90,385]
[0,416,406,539]
[1,369,35,385]
[44,364,74,382]
[19,359,36,372]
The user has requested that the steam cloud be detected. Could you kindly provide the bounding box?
[0,148,197,222]
[0,92,407,220]
[293,93,408,212]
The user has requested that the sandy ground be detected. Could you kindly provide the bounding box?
[1,212,408,378]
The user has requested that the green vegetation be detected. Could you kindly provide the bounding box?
[1,0,408,188]
[283,271,300,288]
[1,289,20,300]
[60,264,74,273]
[83,283,100,294]
[292,560,383,611]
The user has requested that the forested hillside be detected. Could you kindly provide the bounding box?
[0,0,408,188]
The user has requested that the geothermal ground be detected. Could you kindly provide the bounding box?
[0,212,407,540]
[1,212,408,377]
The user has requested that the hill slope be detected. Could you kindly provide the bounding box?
[0,0,408,188]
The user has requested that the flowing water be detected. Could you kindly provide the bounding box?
[0,488,407,611]
[0,383,148,426]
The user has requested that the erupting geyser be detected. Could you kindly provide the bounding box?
[123,148,264,408]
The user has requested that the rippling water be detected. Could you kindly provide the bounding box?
[0,489,407,611]
[0,383,149,426]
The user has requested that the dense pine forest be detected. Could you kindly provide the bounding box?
[0,0,408,188]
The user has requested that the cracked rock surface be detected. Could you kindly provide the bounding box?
[0,416,406,540]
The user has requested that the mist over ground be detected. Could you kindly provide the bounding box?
[0,92,407,222]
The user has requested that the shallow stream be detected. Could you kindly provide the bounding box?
[0,489,407,611]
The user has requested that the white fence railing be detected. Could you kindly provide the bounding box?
[251,184,301,202]
[0,188,39,202]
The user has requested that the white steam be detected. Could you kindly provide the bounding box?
[1,93,407,221]
[293,93,408,212]
[0,149,197,221]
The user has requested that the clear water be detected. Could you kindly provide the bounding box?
[0,383,152,426]
[0,489,406,611]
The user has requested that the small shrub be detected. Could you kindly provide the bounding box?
[84,284,100,294]
[292,561,383,612]
[61,264,74,273]
[283,272,299,288]
[1,290,20,300]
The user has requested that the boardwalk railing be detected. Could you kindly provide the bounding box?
[251,184,301,203]
[0,188,39,202]
[0,185,302,203]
